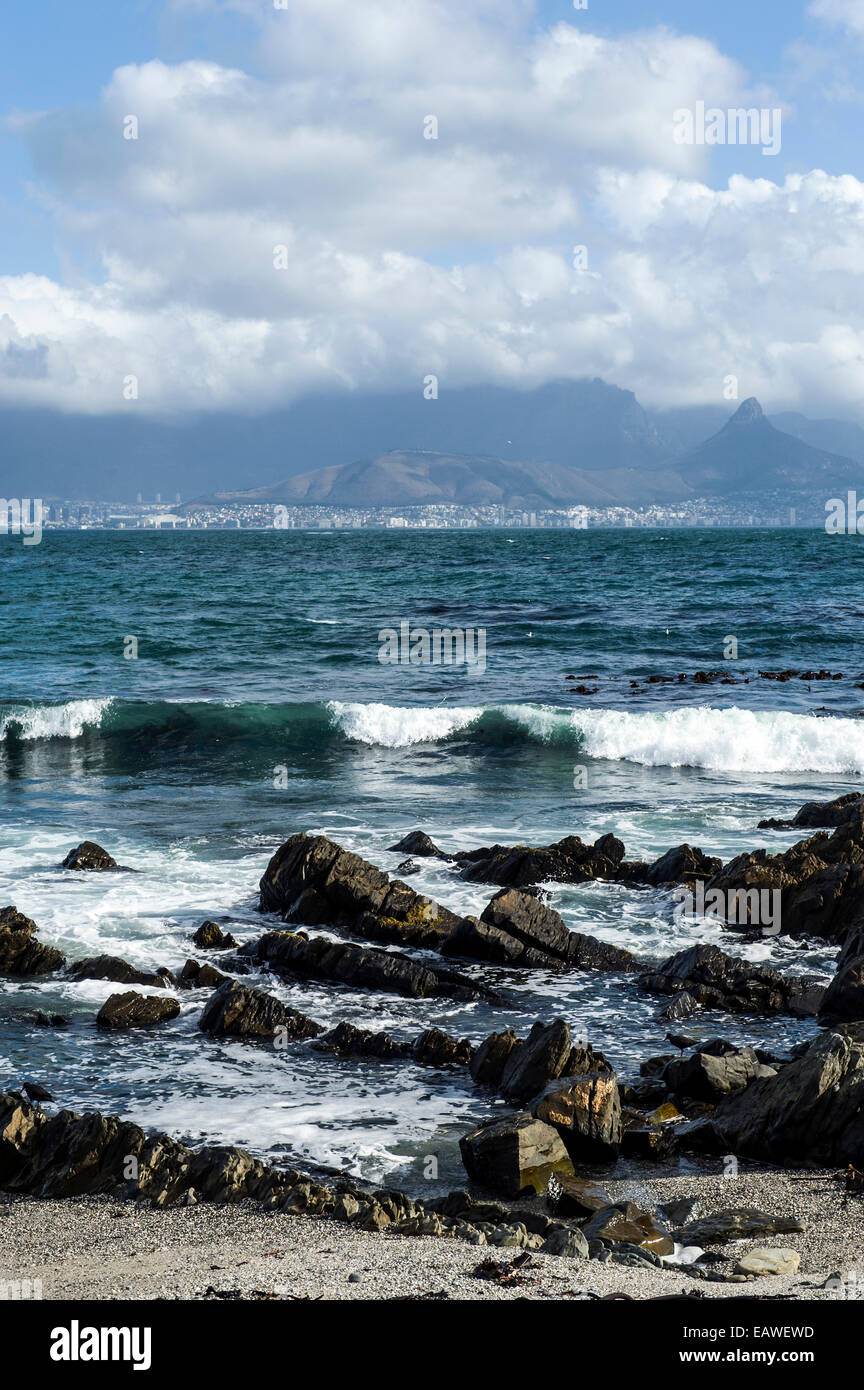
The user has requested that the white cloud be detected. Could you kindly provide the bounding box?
[809,0,864,39]
[2,2,859,419]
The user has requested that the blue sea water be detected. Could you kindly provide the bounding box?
[0,527,861,1193]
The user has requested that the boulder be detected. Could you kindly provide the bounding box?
[663,1046,775,1101]
[443,889,639,973]
[411,1028,473,1067]
[549,1175,610,1218]
[177,959,228,990]
[249,929,497,1004]
[191,921,239,950]
[387,831,448,858]
[734,1248,800,1277]
[532,1069,622,1162]
[459,1112,574,1198]
[96,992,180,1029]
[66,955,165,988]
[643,844,722,886]
[0,907,64,976]
[640,943,823,1018]
[675,1209,805,1245]
[759,794,863,831]
[199,980,321,1040]
[715,1025,864,1165]
[469,1029,520,1087]
[541,1224,590,1258]
[819,956,864,1022]
[498,1019,574,1101]
[61,841,118,871]
[313,1021,408,1059]
[582,1203,674,1257]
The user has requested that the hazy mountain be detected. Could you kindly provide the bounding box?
[770,412,864,465]
[672,398,864,495]
[213,398,863,509]
[215,449,692,509]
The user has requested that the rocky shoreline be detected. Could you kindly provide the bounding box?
[3,795,864,1298]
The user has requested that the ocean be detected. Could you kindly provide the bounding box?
[0,526,862,1196]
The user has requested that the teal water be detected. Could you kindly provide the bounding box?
[0,528,860,1192]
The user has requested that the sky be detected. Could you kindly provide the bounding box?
[1,0,864,420]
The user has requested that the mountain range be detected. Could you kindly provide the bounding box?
[210,397,864,510]
[4,377,864,503]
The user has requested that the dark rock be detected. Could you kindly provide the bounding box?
[459,1112,574,1198]
[759,794,864,832]
[191,921,239,951]
[454,834,633,888]
[249,930,497,1004]
[541,1224,590,1258]
[660,991,699,1022]
[259,834,463,950]
[178,959,229,990]
[621,1124,680,1160]
[549,1174,610,1218]
[61,841,118,871]
[0,907,65,977]
[444,888,639,973]
[313,1021,408,1059]
[819,956,864,1021]
[396,859,420,875]
[640,943,823,1018]
[582,1204,674,1257]
[643,845,722,886]
[676,1209,805,1244]
[663,1046,775,1101]
[388,831,448,858]
[532,1069,622,1162]
[499,1019,574,1101]
[66,955,165,988]
[96,992,180,1029]
[411,1028,473,1067]
[715,1025,864,1165]
[199,980,321,1040]
[469,1029,520,1087]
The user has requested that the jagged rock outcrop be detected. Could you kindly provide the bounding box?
[247,930,500,1004]
[259,834,465,949]
[642,844,723,886]
[454,834,634,888]
[443,888,640,973]
[708,812,864,944]
[758,794,864,831]
[177,959,229,990]
[532,1069,622,1163]
[199,980,322,1040]
[312,1021,472,1066]
[96,993,181,1029]
[639,943,823,1018]
[715,1025,864,1165]
[61,842,119,871]
[66,955,171,988]
[0,907,65,977]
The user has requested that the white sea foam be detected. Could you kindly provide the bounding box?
[328,700,864,772]
[0,698,113,741]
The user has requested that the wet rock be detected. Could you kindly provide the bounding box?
[0,907,65,977]
[191,921,239,951]
[388,831,448,859]
[249,929,497,1004]
[532,1068,622,1162]
[469,1029,520,1087]
[661,991,699,1022]
[178,959,229,990]
[758,794,863,832]
[499,1019,574,1101]
[459,1112,574,1198]
[61,841,118,871]
[663,1045,775,1101]
[96,992,180,1029]
[411,1028,473,1067]
[396,859,420,875]
[34,1012,69,1029]
[313,1021,409,1060]
[199,980,321,1040]
[819,955,864,1022]
[66,955,166,988]
[643,845,722,886]
[621,1125,680,1161]
[676,1209,805,1245]
[259,833,463,950]
[715,1025,864,1165]
[734,1247,800,1277]
[445,888,639,973]
[454,834,634,888]
[583,1204,674,1257]
[640,943,823,1018]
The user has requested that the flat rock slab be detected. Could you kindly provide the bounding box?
[734,1247,801,1277]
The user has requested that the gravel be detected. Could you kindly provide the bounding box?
[0,1163,861,1300]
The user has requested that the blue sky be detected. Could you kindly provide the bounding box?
[1,0,863,420]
